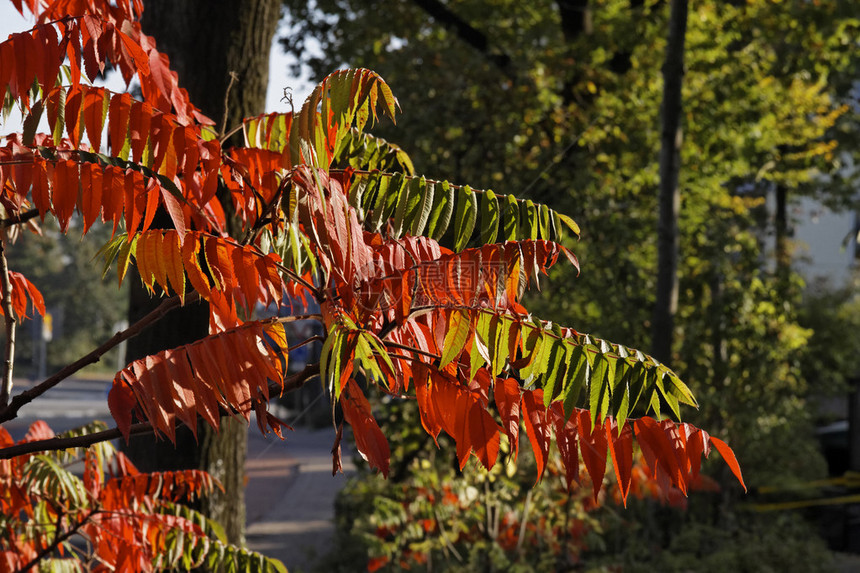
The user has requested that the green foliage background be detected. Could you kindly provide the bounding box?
[1,219,128,377]
[283,0,860,569]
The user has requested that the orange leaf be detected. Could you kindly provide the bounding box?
[341,379,390,477]
[414,364,441,444]
[148,231,169,294]
[30,159,50,220]
[80,163,102,234]
[521,388,550,483]
[162,230,185,300]
[493,377,521,461]
[709,436,746,492]
[52,159,78,232]
[231,247,260,312]
[549,402,579,490]
[108,91,132,156]
[134,232,153,290]
[466,398,500,470]
[181,235,211,298]
[634,416,684,494]
[605,418,633,506]
[128,100,151,163]
[101,166,124,233]
[83,86,106,152]
[140,177,160,232]
[682,423,710,480]
[123,168,144,234]
[577,409,608,502]
[64,85,83,148]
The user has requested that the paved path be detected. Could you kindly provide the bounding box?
[245,427,355,572]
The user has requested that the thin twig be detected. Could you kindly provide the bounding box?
[516,489,533,555]
[19,510,97,573]
[0,423,153,460]
[0,208,39,229]
[0,293,200,423]
[274,262,321,299]
[279,362,320,395]
[285,334,323,352]
[219,71,239,140]
[0,228,15,407]
[219,122,245,145]
[274,313,323,324]
[0,363,321,460]
[433,506,464,562]
[383,340,440,361]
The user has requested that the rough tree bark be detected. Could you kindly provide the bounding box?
[123,0,281,545]
[651,0,687,366]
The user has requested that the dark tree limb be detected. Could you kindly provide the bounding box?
[0,293,199,423]
[0,208,39,230]
[651,0,688,366]
[0,362,321,460]
[410,0,514,78]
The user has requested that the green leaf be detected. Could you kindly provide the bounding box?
[541,339,566,407]
[519,330,547,382]
[97,233,127,278]
[616,380,630,429]
[489,315,512,376]
[561,345,587,418]
[589,354,609,427]
[320,325,342,395]
[453,185,478,252]
[648,388,662,420]
[428,180,454,241]
[367,176,392,232]
[391,174,412,238]
[502,194,519,241]
[479,189,500,245]
[51,87,67,147]
[23,100,43,146]
[538,203,550,240]
[116,234,137,287]
[556,212,580,238]
[470,332,488,382]
[364,332,396,382]
[522,200,539,241]
[408,177,434,236]
[440,310,472,367]
[667,370,698,407]
[658,371,682,420]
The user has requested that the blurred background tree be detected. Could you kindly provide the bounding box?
[2,219,127,378]
[281,0,860,569]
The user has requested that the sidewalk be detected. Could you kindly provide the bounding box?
[245,427,355,572]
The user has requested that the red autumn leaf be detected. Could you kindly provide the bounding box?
[414,365,442,443]
[577,409,608,502]
[634,416,685,493]
[549,403,579,490]
[709,436,746,492]
[52,159,79,231]
[108,91,132,155]
[605,418,634,506]
[521,388,550,483]
[682,423,710,480]
[494,377,521,460]
[466,398,500,470]
[341,379,390,477]
[83,86,106,152]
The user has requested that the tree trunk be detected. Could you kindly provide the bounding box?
[123,0,280,545]
[651,0,687,366]
[774,183,791,286]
